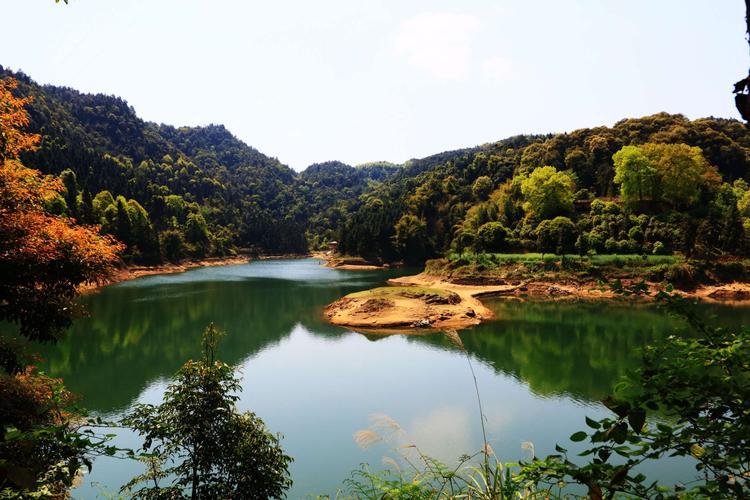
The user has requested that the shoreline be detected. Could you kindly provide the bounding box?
[311,251,387,270]
[79,254,310,293]
[324,272,750,333]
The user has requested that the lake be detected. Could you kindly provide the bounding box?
[39,258,750,498]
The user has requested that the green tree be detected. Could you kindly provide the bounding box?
[536,216,577,254]
[471,175,493,201]
[393,214,429,265]
[520,166,576,220]
[185,212,211,253]
[475,222,509,253]
[161,229,185,262]
[60,169,79,218]
[80,188,96,225]
[612,145,657,203]
[123,324,293,499]
[115,196,133,246]
[92,190,116,221]
[642,143,718,208]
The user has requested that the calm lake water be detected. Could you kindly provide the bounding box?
[39,258,750,498]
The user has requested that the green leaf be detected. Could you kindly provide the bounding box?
[570,431,587,442]
[585,417,601,429]
[627,409,646,434]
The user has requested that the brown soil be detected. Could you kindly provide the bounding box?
[312,252,385,270]
[324,272,750,333]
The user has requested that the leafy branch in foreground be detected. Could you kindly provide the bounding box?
[121,324,293,499]
[517,283,750,499]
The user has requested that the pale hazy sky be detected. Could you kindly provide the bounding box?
[1,1,746,170]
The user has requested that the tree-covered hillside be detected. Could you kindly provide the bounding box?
[1,67,400,261]
[5,66,750,266]
[337,114,750,264]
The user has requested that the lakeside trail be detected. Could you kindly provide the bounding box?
[324,272,750,332]
[78,254,309,293]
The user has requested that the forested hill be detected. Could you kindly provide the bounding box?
[2,66,398,260]
[338,114,750,264]
[5,65,750,265]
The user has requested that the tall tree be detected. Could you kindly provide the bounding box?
[520,166,576,220]
[612,145,657,203]
[0,76,122,496]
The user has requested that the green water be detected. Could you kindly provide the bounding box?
[38,258,750,498]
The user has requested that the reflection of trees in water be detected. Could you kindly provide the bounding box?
[39,270,750,415]
[408,300,750,404]
[38,277,365,413]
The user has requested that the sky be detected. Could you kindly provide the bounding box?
[1,1,747,171]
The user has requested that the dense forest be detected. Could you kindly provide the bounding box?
[338,113,750,264]
[1,66,400,262]
[4,65,750,266]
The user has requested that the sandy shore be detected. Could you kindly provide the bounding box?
[324,272,750,332]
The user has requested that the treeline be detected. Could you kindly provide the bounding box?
[337,113,750,263]
[6,66,750,265]
[2,67,398,262]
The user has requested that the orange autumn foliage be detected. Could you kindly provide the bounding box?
[0,77,123,364]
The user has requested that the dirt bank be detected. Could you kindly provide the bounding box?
[312,252,385,270]
[324,276,521,330]
[324,272,750,332]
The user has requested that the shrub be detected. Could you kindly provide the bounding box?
[122,325,293,499]
[536,216,577,254]
[475,222,509,253]
[652,241,668,255]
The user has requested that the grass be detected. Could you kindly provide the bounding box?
[425,252,691,286]
[346,286,452,299]
[445,252,680,267]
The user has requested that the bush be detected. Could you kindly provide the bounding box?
[536,216,577,254]
[652,241,668,255]
[475,222,509,252]
[122,325,293,499]
[665,262,699,289]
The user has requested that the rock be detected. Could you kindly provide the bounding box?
[412,318,432,328]
[707,288,750,300]
[546,286,572,296]
[465,309,476,318]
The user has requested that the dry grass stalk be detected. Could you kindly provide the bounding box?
[442,328,465,351]
[353,429,381,449]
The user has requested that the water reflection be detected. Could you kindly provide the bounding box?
[40,261,750,414]
[33,260,750,497]
[38,260,411,412]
